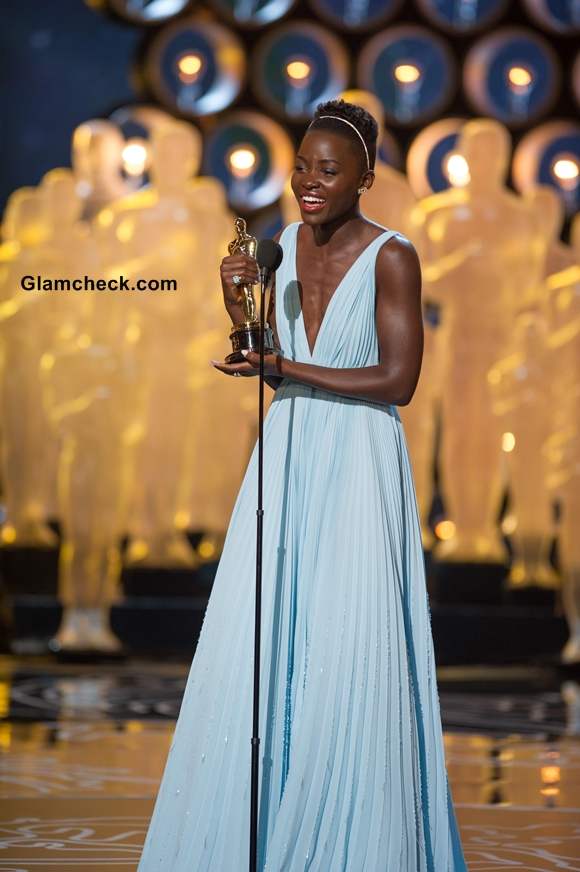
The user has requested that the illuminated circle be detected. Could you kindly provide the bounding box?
[502,432,516,452]
[513,121,580,215]
[227,145,258,178]
[307,0,402,32]
[357,27,457,127]
[464,28,560,128]
[203,111,295,210]
[507,65,532,88]
[435,519,456,540]
[394,63,421,84]
[521,0,580,35]
[208,0,297,27]
[122,138,150,177]
[177,52,203,83]
[416,0,509,33]
[145,16,246,117]
[406,118,466,197]
[286,58,312,82]
[252,21,349,121]
[107,0,191,24]
[552,156,579,182]
[107,105,178,186]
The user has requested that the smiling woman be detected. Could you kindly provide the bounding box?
[138,98,469,872]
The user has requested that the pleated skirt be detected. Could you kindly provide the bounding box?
[137,379,468,871]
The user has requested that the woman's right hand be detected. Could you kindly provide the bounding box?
[220,254,260,308]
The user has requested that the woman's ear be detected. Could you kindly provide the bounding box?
[362,170,376,191]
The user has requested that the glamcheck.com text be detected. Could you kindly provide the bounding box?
[20,275,178,292]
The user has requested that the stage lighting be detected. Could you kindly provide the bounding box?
[208,0,297,27]
[227,145,258,178]
[177,52,204,84]
[502,432,516,452]
[507,65,533,89]
[122,138,150,177]
[464,28,560,127]
[107,104,177,187]
[203,110,294,210]
[307,0,402,32]
[357,26,457,127]
[445,153,470,187]
[552,157,579,183]
[286,58,313,84]
[434,519,456,540]
[88,0,192,24]
[522,0,580,35]
[513,121,580,215]
[406,118,466,197]
[144,15,246,117]
[252,21,349,121]
[394,63,421,84]
[501,513,517,535]
[416,0,509,33]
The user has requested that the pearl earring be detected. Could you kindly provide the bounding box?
[357,186,367,195]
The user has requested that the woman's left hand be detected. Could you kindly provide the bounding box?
[211,349,284,378]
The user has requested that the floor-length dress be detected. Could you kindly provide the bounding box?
[138,221,468,871]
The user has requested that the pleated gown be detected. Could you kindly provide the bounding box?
[137,221,468,871]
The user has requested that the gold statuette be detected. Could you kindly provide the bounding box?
[225,217,276,363]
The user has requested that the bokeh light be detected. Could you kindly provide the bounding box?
[252,21,349,120]
[203,110,294,210]
[464,28,560,127]
[513,120,580,214]
[145,16,246,117]
[358,26,457,126]
[406,118,466,197]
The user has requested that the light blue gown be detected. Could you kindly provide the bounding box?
[138,222,468,871]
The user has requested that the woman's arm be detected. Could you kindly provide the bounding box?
[278,235,423,406]
[215,229,283,391]
[214,234,424,406]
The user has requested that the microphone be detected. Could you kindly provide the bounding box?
[256,239,283,284]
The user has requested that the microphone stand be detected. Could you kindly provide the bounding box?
[249,265,270,872]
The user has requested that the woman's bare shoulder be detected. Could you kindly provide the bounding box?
[375,232,421,299]
[377,232,419,271]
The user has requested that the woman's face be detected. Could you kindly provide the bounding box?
[291,129,369,226]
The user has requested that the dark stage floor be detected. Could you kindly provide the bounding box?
[1,656,579,870]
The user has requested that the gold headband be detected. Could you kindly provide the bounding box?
[310,114,370,170]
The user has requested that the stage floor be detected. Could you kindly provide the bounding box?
[1,656,579,870]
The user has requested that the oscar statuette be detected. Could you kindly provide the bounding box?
[225,217,276,363]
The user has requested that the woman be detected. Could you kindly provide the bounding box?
[138,99,468,871]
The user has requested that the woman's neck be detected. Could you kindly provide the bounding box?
[310,205,364,248]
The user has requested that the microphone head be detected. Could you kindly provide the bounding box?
[257,239,283,272]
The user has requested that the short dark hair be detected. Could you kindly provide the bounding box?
[309,98,378,171]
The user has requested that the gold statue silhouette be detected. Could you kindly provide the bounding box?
[544,211,580,662]
[413,119,543,566]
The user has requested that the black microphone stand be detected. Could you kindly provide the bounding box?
[249,264,270,872]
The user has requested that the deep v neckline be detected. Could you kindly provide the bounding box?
[293,222,387,359]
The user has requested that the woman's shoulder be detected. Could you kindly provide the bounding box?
[375,231,421,287]
[370,223,416,255]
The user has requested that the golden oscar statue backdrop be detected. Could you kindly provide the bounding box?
[0,114,578,660]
